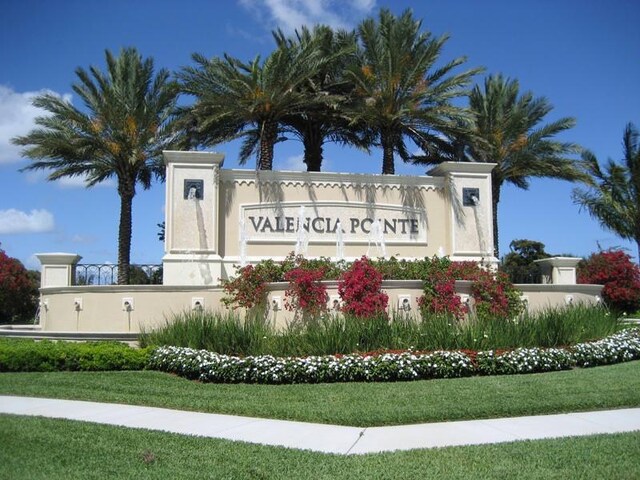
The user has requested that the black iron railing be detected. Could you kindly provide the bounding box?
[75,264,162,285]
[508,272,543,284]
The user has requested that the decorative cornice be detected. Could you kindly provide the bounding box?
[163,150,225,167]
[220,169,444,191]
[428,162,497,176]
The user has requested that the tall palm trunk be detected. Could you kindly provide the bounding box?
[303,125,323,172]
[492,175,501,258]
[117,179,135,285]
[259,120,277,170]
[381,132,395,175]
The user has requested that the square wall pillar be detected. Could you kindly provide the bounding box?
[534,257,581,285]
[429,162,498,265]
[35,253,82,287]
[162,150,225,285]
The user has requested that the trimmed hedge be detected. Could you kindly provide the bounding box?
[0,339,150,372]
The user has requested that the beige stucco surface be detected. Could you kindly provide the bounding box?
[162,152,498,285]
[37,282,602,333]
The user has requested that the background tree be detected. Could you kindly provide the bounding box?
[13,48,180,284]
[572,123,640,263]
[346,8,481,175]
[178,41,326,170]
[274,25,367,172]
[0,246,39,323]
[501,239,550,283]
[420,74,582,257]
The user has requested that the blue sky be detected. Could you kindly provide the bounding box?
[0,0,638,270]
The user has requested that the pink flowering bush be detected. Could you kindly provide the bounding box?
[338,256,388,318]
[578,250,640,313]
[284,266,328,320]
[419,262,523,320]
[221,260,284,310]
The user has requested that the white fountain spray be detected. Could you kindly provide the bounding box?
[335,220,344,261]
[295,205,309,257]
[239,216,248,267]
[469,193,490,259]
[367,219,386,258]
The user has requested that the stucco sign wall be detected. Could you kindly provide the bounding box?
[161,151,497,285]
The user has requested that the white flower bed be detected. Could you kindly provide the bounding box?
[147,328,640,384]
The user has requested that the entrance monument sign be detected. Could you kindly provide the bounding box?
[161,151,498,285]
[25,149,603,334]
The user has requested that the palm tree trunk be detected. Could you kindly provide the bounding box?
[381,132,395,175]
[259,120,277,170]
[303,126,323,172]
[492,176,501,259]
[117,180,135,285]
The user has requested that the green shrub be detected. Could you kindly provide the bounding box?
[0,339,150,372]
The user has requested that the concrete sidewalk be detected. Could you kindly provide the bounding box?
[1,395,639,455]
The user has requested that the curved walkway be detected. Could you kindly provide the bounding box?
[1,395,639,455]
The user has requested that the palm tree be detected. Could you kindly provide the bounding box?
[12,48,180,284]
[274,25,368,172]
[419,74,582,257]
[345,8,481,175]
[573,123,640,262]
[177,41,326,171]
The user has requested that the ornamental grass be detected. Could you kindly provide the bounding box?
[140,304,620,357]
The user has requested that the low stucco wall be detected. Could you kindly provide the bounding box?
[39,285,227,333]
[515,284,603,312]
[38,281,603,333]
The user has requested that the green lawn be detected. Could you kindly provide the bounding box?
[1,360,639,427]
[1,415,638,479]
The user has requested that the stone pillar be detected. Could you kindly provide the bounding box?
[428,162,497,265]
[35,253,82,287]
[534,257,581,285]
[162,150,225,285]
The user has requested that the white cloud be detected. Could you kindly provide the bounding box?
[0,85,71,164]
[240,0,376,33]
[70,234,97,244]
[55,174,116,189]
[283,153,305,170]
[0,208,55,234]
[25,254,41,271]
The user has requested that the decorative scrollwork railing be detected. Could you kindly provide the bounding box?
[75,264,163,285]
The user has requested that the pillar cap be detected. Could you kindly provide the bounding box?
[35,253,82,265]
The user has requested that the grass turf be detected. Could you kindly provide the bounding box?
[0,415,638,479]
[0,360,639,427]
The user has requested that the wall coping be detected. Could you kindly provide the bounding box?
[429,162,497,176]
[35,253,82,266]
[515,284,603,294]
[533,257,582,268]
[40,285,226,294]
[163,150,225,166]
